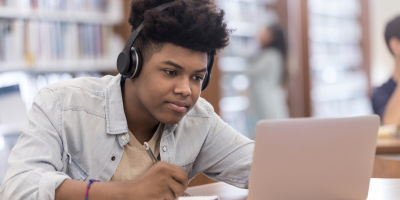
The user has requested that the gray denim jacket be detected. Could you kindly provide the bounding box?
[0,74,254,200]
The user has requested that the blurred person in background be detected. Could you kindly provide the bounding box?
[372,15,400,125]
[247,24,289,121]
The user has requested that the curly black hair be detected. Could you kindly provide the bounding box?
[128,0,230,61]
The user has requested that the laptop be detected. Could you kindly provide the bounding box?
[248,115,380,200]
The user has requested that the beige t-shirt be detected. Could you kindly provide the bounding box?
[110,123,164,181]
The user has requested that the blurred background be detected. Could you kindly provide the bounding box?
[0,0,399,186]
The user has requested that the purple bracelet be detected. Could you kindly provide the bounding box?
[85,179,100,200]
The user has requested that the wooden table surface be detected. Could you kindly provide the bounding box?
[185,179,400,200]
[377,137,400,154]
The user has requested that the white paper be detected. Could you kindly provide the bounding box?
[178,195,219,200]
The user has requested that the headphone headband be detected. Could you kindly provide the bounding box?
[123,2,173,54]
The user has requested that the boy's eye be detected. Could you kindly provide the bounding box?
[165,70,177,75]
[193,75,204,82]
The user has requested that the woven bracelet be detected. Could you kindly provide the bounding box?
[85,179,101,200]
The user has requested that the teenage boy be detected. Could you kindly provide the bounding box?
[0,0,254,199]
[372,15,400,125]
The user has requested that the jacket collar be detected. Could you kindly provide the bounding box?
[105,74,128,134]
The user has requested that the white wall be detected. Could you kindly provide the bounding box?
[370,0,400,87]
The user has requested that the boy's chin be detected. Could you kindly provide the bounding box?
[159,115,185,125]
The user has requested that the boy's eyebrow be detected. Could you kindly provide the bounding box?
[162,60,207,73]
[163,60,183,69]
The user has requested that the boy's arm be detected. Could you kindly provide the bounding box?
[0,88,72,199]
[55,180,125,200]
[55,161,187,200]
[193,110,254,189]
[383,84,400,125]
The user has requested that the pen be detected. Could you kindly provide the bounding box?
[145,142,191,197]
[144,142,158,164]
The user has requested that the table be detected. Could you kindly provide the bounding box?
[377,137,400,154]
[185,179,400,200]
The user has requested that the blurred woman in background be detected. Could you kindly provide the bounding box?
[248,24,289,121]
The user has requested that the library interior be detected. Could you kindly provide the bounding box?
[1,0,400,199]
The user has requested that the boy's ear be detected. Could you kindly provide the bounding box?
[389,37,400,57]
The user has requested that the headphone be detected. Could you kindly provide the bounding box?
[116,2,215,91]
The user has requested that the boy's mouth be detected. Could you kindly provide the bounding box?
[167,101,189,113]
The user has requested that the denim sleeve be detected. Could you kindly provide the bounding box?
[0,88,70,200]
[193,109,254,189]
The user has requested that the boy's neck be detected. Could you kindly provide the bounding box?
[121,79,160,144]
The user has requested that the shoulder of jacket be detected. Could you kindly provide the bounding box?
[44,75,115,93]
[186,97,215,118]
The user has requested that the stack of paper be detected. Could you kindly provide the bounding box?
[179,196,219,200]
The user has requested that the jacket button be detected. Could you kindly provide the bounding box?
[111,156,116,161]
[163,146,167,152]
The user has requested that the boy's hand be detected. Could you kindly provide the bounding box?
[126,161,188,200]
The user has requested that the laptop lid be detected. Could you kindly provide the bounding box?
[248,115,380,200]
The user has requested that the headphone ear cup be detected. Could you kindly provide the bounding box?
[201,73,211,91]
[201,52,215,91]
[117,51,131,75]
[125,47,143,79]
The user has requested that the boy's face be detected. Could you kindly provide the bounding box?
[132,43,208,125]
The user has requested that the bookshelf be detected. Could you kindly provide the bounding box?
[305,0,372,117]
[286,0,372,118]
[0,0,124,72]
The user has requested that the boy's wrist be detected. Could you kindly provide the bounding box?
[113,181,131,200]
[87,180,130,200]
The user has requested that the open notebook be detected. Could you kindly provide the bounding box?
[178,196,219,200]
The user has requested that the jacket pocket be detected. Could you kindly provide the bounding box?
[66,155,88,181]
